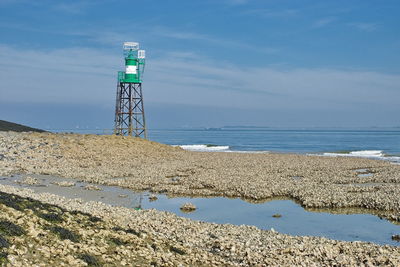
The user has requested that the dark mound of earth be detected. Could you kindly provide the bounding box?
[0,120,45,132]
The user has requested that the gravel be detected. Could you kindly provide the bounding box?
[0,131,399,265]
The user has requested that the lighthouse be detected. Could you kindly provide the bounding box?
[114,42,147,138]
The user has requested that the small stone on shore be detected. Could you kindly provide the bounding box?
[180,203,196,212]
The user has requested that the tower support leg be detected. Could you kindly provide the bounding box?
[114,82,147,138]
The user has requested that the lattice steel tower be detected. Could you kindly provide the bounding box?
[114,42,147,138]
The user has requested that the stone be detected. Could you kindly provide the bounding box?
[180,203,196,212]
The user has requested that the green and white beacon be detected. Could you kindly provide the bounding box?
[114,42,147,138]
[118,42,146,83]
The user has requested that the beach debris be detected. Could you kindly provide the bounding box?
[52,181,75,187]
[272,214,282,218]
[84,185,102,191]
[180,203,196,212]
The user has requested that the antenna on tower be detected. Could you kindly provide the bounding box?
[114,42,147,138]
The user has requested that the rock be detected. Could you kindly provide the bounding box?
[17,176,39,185]
[84,185,101,191]
[392,234,400,242]
[180,203,196,212]
[272,214,282,218]
[52,181,75,187]
[149,194,158,202]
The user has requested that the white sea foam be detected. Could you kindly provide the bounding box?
[178,144,230,152]
[323,150,384,158]
[177,144,269,153]
[319,150,400,164]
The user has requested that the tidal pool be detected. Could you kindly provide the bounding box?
[1,174,399,246]
[143,194,400,246]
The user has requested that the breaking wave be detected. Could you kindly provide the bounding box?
[178,144,230,152]
[177,144,270,153]
[320,150,400,164]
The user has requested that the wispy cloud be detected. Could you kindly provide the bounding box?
[243,8,299,18]
[312,17,336,28]
[1,44,399,115]
[152,27,279,54]
[53,2,89,14]
[348,22,379,32]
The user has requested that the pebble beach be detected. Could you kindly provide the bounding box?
[1,131,400,266]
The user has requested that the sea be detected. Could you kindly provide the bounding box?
[148,127,400,164]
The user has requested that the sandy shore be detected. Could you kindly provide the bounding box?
[1,131,400,266]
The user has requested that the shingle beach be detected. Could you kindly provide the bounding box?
[0,132,399,266]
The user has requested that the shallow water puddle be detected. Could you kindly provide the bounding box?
[354,168,374,178]
[1,174,399,246]
[355,168,370,173]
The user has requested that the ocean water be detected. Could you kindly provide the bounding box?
[149,128,400,163]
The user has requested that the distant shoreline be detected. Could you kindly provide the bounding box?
[0,119,45,133]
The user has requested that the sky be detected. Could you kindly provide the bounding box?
[0,0,399,130]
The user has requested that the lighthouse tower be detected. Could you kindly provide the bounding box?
[114,42,147,138]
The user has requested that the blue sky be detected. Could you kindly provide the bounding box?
[0,0,399,129]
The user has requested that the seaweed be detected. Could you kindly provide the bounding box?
[0,192,101,226]
[0,192,62,214]
[112,227,140,237]
[37,212,63,223]
[169,246,186,255]
[71,210,102,223]
[109,237,129,246]
[0,252,8,265]
[0,235,8,248]
[48,226,80,242]
[89,216,102,223]
[0,194,23,211]
[78,253,102,266]
[0,221,26,236]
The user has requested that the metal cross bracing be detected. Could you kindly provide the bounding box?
[114,82,147,138]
